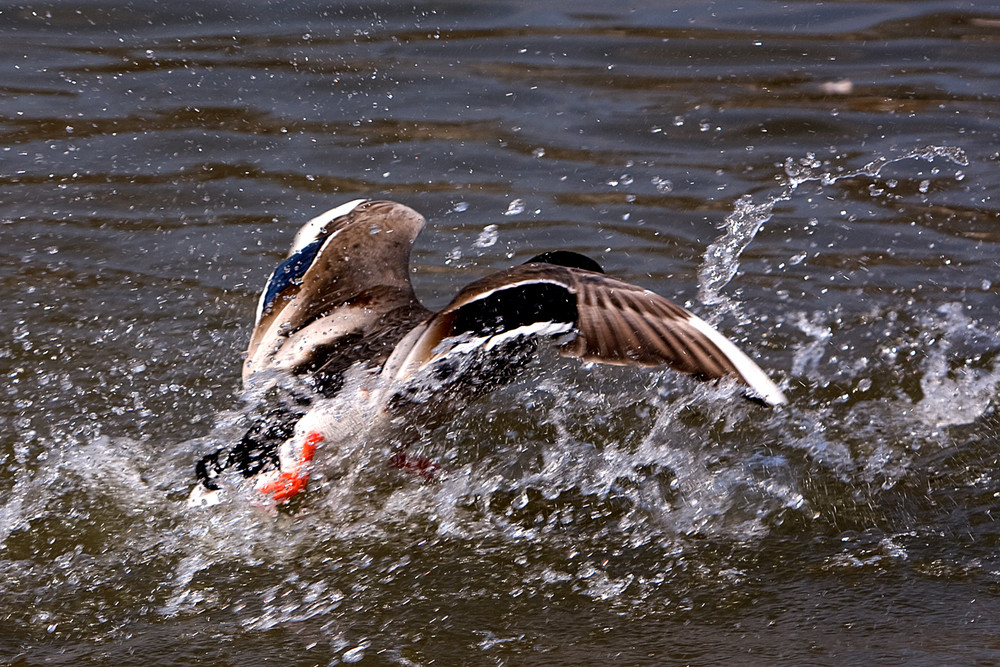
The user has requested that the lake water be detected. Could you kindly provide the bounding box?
[3,1,1000,664]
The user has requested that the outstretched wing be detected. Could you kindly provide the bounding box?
[383,261,786,405]
[244,200,431,385]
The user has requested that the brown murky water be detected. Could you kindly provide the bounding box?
[2,1,1000,664]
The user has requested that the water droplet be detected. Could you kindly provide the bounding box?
[513,491,529,509]
[474,224,499,248]
[651,176,673,193]
[343,643,368,663]
[503,199,525,216]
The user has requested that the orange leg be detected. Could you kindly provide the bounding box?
[259,431,323,503]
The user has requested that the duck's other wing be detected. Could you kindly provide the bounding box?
[383,262,787,406]
[245,200,430,383]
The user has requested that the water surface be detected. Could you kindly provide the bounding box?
[2,1,1000,664]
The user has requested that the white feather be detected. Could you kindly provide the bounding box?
[683,314,788,406]
[289,199,368,257]
[429,320,574,366]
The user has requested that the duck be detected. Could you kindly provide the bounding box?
[189,199,786,507]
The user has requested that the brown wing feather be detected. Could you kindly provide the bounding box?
[382,261,785,404]
[245,200,430,383]
[562,270,733,375]
[554,268,785,403]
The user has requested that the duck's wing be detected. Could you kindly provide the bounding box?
[245,200,431,384]
[382,261,786,406]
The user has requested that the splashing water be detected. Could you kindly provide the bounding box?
[3,144,997,663]
[698,145,970,317]
[916,303,1000,428]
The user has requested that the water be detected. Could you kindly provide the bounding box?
[3,0,1000,663]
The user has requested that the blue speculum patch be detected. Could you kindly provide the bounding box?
[259,237,324,319]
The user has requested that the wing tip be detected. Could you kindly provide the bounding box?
[289,198,369,257]
[682,313,788,407]
[742,378,788,407]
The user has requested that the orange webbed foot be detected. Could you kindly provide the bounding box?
[259,431,323,503]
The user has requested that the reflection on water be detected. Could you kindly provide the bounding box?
[3,0,1000,663]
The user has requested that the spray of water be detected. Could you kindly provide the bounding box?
[698,145,970,317]
[4,145,996,655]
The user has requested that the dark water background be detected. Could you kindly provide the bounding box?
[2,1,1000,664]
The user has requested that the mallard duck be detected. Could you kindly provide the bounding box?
[189,199,786,506]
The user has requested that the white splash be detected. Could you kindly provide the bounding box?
[474,224,499,248]
[503,198,525,216]
[918,303,1000,428]
[698,145,969,315]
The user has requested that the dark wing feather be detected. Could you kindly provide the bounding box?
[255,237,325,327]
